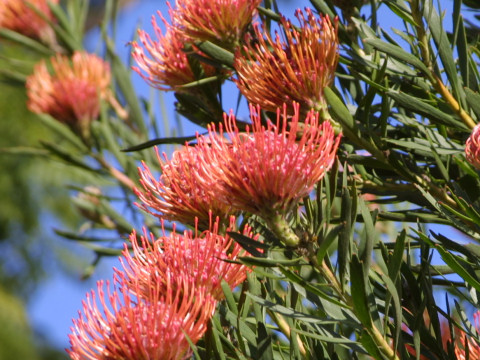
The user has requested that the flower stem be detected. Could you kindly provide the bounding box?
[263,212,300,247]
[267,309,307,358]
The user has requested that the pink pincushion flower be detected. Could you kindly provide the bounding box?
[68,275,216,360]
[0,0,58,44]
[452,312,480,360]
[26,51,111,138]
[195,103,341,218]
[132,12,217,92]
[171,0,262,50]
[118,216,254,301]
[235,8,339,115]
[136,146,235,229]
[466,123,480,169]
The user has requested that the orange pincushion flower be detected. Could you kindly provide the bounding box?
[235,8,339,115]
[68,276,216,360]
[171,0,261,50]
[132,12,217,92]
[26,51,111,137]
[195,103,341,218]
[136,146,235,229]
[466,123,480,169]
[0,0,58,44]
[118,216,254,301]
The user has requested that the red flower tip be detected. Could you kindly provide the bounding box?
[26,51,111,136]
[67,276,216,360]
[135,146,235,229]
[466,124,480,170]
[235,8,339,114]
[132,11,217,92]
[171,0,262,51]
[118,216,255,301]
[195,102,342,217]
[0,0,58,44]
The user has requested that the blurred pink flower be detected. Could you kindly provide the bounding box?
[235,8,339,115]
[136,146,235,229]
[26,51,111,138]
[466,123,480,169]
[195,103,341,218]
[68,274,216,360]
[453,311,480,360]
[118,216,254,301]
[0,0,58,44]
[132,12,217,92]
[171,0,261,50]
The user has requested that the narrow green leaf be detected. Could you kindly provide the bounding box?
[278,265,350,309]
[434,245,480,292]
[228,232,269,257]
[195,41,234,67]
[121,135,199,152]
[239,256,305,268]
[358,198,376,277]
[464,88,480,120]
[359,330,384,360]
[36,114,89,152]
[350,255,372,327]
[386,90,468,129]
[0,29,53,55]
[381,273,402,353]
[363,38,429,74]
[424,1,462,99]
[256,321,273,360]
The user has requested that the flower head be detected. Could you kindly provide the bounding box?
[68,275,216,360]
[132,12,217,92]
[195,103,341,218]
[26,51,111,138]
[235,8,339,115]
[171,0,261,51]
[136,146,235,229]
[452,311,480,360]
[118,216,254,301]
[466,123,480,169]
[0,0,58,44]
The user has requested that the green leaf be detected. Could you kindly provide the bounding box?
[195,41,234,67]
[36,114,89,152]
[256,321,273,360]
[424,1,462,100]
[464,88,480,120]
[358,198,376,277]
[0,29,53,55]
[121,135,199,152]
[359,330,384,360]
[278,265,350,309]
[363,38,429,74]
[350,255,372,327]
[386,90,468,129]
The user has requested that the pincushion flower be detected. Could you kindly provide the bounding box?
[118,216,254,301]
[171,0,262,51]
[132,12,217,92]
[235,8,339,116]
[68,275,216,360]
[26,51,111,139]
[465,123,480,169]
[136,146,235,229]
[452,311,480,360]
[195,103,341,246]
[0,0,58,45]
